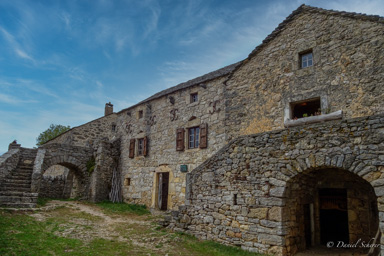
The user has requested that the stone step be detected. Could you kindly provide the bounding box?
[0,196,38,203]
[10,174,32,180]
[0,186,31,193]
[0,202,36,208]
[0,191,38,197]
[17,165,33,170]
[17,166,34,171]
[13,172,33,176]
[4,179,31,185]
[13,168,33,172]
[2,182,31,188]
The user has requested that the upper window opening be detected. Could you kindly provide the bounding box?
[138,110,143,119]
[291,98,321,119]
[188,127,200,149]
[190,93,198,103]
[300,51,313,68]
[111,124,116,132]
[137,138,144,156]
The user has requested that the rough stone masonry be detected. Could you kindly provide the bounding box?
[1,4,383,256]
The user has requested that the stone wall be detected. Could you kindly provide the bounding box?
[0,148,20,186]
[170,114,384,255]
[38,165,69,199]
[45,113,118,147]
[117,77,228,210]
[225,7,384,141]
[39,175,67,198]
[89,139,120,202]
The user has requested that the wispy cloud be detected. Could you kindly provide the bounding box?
[319,0,384,16]
[0,93,37,104]
[0,26,35,62]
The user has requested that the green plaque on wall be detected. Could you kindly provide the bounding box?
[180,165,188,172]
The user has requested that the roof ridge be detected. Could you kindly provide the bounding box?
[117,61,242,114]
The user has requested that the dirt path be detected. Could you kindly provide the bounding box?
[28,201,176,255]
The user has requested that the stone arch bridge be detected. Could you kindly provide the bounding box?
[0,139,119,208]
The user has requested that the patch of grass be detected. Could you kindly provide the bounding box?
[84,238,152,256]
[37,197,51,207]
[0,211,83,255]
[0,202,266,256]
[56,198,79,201]
[96,201,150,215]
[177,232,263,256]
[48,207,103,222]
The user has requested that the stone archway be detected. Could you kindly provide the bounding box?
[283,167,379,255]
[31,143,94,200]
[40,164,85,200]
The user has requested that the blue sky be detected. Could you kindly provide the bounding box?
[1,0,383,154]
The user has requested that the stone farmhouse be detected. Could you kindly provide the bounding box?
[1,4,384,256]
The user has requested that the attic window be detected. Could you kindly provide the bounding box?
[190,93,198,103]
[300,50,313,68]
[291,98,321,119]
[138,110,143,119]
[111,124,116,132]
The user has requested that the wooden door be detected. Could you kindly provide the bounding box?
[157,173,169,210]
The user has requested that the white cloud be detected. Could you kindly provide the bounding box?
[0,26,35,62]
[320,0,384,16]
[0,93,37,104]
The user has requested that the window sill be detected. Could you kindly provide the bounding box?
[189,101,199,107]
[186,147,200,152]
[284,110,342,128]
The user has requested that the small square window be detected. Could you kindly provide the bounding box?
[138,110,143,119]
[188,127,200,149]
[137,138,144,155]
[291,98,321,119]
[124,178,131,186]
[190,93,198,103]
[300,51,313,68]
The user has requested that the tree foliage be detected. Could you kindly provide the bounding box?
[36,124,71,146]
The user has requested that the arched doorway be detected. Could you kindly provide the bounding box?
[283,168,379,255]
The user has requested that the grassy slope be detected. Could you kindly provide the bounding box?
[0,201,265,256]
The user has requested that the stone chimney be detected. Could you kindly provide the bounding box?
[105,102,113,116]
[8,140,21,151]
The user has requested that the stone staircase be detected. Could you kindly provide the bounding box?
[0,149,38,208]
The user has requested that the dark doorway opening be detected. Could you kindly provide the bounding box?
[304,204,312,248]
[319,188,349,245]
[157,172,169,210]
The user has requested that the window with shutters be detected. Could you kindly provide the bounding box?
[199,123,208,149]
[188,127,200,149]
[176,128,185,151]
[143,136,148,156]
[129,139,135,158]
[137,138,144,156]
